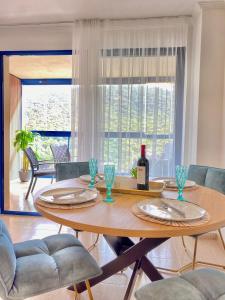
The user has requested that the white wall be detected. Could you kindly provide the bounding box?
[183,4,202,165]
[0,23,72,50]
[196,3,225,167]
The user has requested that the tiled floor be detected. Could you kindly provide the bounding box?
[1,214,225,300]
[9,178,53,212]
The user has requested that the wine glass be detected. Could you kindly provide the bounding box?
[176,165,188,201]
[88,159,98,189]
[104,164,115,203]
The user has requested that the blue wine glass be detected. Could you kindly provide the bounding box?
[88,159,98,189]
[104,164,115,203]
[176,165,188,201]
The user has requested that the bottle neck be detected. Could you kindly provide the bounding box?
[141,145,146,158]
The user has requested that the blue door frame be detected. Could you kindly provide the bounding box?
[0,50,72,216]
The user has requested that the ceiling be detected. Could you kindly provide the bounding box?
[9,56,72,79]
[0,0,222,25]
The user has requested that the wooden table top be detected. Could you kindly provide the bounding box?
[34,178,225,238]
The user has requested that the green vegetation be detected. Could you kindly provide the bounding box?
[22,83,175,176]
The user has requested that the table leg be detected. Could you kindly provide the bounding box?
[72,236,168,296]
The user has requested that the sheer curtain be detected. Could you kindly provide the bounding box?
[71,18,189,176]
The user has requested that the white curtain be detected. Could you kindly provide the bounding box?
[71,18,189,176]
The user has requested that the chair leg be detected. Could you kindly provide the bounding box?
[31,177,37,193]
[74,284,81,300]
[218,229,225,251]
[51,176,54,184]
[192,236,198,270]
[75,230,79,239]
[85,280,94,300]
[25,176,34,200]
[88,234,100,251]
[58,224,63,234]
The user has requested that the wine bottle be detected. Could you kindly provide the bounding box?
[137,145,149,190]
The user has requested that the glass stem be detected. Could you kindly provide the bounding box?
[178,188,183,200]
[106,187,112,200]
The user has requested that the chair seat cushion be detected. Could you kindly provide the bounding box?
[8,234,101,299]
[135,269,225,300]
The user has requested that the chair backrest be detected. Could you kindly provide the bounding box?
[55,161,89,182]
[24,147,39,171]
[0,220,16,299]
[205,167,225,195]
[50,144,70,163]
[188,165,208,186]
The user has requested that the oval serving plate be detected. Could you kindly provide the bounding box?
[39,188,98,205]
[79,174,104,183]
[137,198,206,222]
[153,177,196,189]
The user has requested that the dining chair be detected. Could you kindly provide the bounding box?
[187,164,208,186]
[24,147,55,200]
[55,161,100,250]
[157,165,225,275]
[50,143,71,163]
[135,268,225,300]
[0,219,102,300]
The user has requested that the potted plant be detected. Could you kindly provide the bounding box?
[13,129,38,182]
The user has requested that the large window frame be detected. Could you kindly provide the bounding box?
[102,47,186,171]
[0,50,72,216]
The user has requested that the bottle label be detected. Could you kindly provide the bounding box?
[137,166,146,185]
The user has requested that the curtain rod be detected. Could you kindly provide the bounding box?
[0,15,191,28]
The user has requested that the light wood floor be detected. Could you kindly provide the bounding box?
[1,214,225,300]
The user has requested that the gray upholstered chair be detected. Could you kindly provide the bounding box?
[205,167,225,194]
[187,164,208,186]
[55,161,89,235]
[55,161,89,182]
[157,165,225,274]
[55,162,99,250]
[0,219,101,300]
[135,268,225,300]
[186,165,225,270]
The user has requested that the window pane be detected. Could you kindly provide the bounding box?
[103,82,175,176]
[22,85,71,131]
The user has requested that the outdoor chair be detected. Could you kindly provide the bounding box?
[50,143,71,163]
[135,268,225,300]
[0,219,101,300]
[24,147,55,200]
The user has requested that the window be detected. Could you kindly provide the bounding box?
[22,84,71,160]
[102,47,185,176]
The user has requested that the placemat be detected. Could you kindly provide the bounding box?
[165,185,199,191]
[132,202,210,227]
[36,194,102,210]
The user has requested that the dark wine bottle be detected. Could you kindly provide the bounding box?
[137,145,149,190]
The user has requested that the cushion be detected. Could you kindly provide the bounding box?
[8,234,101,299]
[188,165,208,186]
[205,167,225,194]
[135,269,225,300]
[0,220,16,297]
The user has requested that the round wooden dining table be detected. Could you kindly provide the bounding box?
[34,178,225,300]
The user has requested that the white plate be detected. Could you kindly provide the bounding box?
[39,188,98,205]
[137,198,206,222]
[153,177,196,189]
[79,174,104,183]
